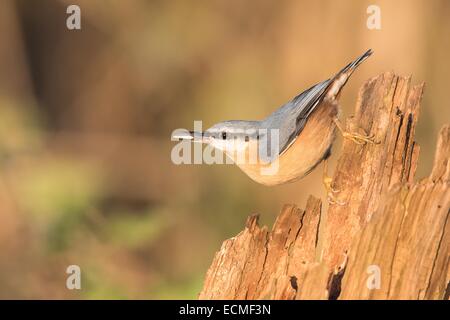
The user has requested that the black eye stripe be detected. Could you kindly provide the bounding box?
[216,132,257,141]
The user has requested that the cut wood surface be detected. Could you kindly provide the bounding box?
[199,72,450,300]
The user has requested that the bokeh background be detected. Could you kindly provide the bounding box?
[0,0,449,299]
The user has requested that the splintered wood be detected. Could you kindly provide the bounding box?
[199,73,450,300]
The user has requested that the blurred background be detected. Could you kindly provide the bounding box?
[0,0,449,299]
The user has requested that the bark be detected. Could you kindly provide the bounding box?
[198,72,450,300]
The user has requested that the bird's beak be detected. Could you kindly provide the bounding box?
[172,130,208,142]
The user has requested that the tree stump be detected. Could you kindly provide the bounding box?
[199,72,450,300]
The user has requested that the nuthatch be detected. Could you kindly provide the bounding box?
[174,50,375,196]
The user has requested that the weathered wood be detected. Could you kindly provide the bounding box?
[339,124,450,299]
[199,73,450,300]
[199,197,322,299]
[323,73,423,268]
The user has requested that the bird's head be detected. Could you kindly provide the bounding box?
[173,120,260,153]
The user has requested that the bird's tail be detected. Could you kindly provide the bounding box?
[326,49,373,99]
[338,49,373,78]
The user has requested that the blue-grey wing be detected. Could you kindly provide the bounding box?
[260,79,331,161]
[261,49,373,161]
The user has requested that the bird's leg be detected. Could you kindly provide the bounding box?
[322,158,338,193]
[322,158,345,206]
[333,117,378,145]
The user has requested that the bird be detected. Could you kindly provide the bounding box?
[173,49,375,199]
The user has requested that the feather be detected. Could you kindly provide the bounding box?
[266,49,373,156]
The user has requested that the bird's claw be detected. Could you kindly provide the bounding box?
[333,117,379,145]
[323,173,346,206]
[327,193,346,206]
[342,131,378,145]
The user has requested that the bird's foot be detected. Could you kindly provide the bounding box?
[322,159,346,206]
[333,117,379,145]
[326,187,346,206]
[342,131,377,145]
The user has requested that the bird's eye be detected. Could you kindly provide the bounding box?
[222,132,227,140]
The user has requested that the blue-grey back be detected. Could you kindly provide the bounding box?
[260,79,331,157]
